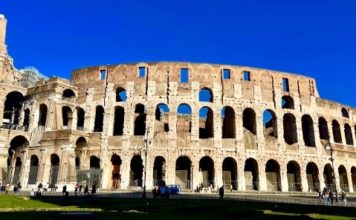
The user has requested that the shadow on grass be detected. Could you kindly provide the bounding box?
[1,194,356,220]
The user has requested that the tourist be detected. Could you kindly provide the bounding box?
[329,190,334,205]
[84,185,89,196]
[219,186,224,199]
[92,183,97,194]
[341,191,347,206]
[74,184,78,196]
[62,185,67,196]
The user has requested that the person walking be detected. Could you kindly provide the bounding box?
[62,185,67,196]
[84,185,89,196]
[329,190,334,205]
[341,191,347,206]
[219,186,224,199]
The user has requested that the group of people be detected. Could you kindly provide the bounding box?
[73,184,96,196]
[319,188,347,206]
[0,182,21,194]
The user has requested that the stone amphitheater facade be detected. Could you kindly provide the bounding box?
[0,14,356,193]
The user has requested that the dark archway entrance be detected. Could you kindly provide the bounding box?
[244,158,259,190]
[111,154,122,189]
[265,160,281,191]
[28,155,39,184]
[287,161,302,191]
[339,165,349,192]
[306,162,320,192]
[12,157,22,184]
[199,156,214,188]
[175,156,191,189]
[3,91,24,127]
[49,154,60,187]
[130,155,143,187]
[222,157,237,190]
[323,164,334,190]
[153,156,166,186]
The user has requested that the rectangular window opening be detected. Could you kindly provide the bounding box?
[243,71,251,81]
[282,78,290,92]
[100,70,107,80]
[223,69,231,80]
[139,66,146,78]
[180,68,189,83]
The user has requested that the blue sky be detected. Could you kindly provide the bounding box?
[1,0,355,107]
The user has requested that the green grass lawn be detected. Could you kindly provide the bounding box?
[0,195,355,220]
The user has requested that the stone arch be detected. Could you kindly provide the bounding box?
[62,89,76,98]
[351,167,356,191]
[3,91,24,126]
[199,87,213,102]
[302,115,316,147]
[90,156,100,169]
[175,156,192,189]
[283,113,297,145]
[244,158,259,190]
[76,107,85,130]
[338,165,348,192]
[94,105,104,132]
[199,107,214,139]
[130,155,143,187]
[177,104,192,134]
[23,108,30,129]
[199,156,215,187]
[306,162,320,192]
[116,87,127,102]
[111,154,122,189]
[28,155,39,185]
[332,120,342,144]
[38,104,48,126]
[344,124,353,145]
[323,164,334,190]
[222,157,237,190]
[282,95,294,109]
[153,156,166,186]
[265,159,281,191]
[263,109,278,138]
[155,103,169,133]
[318,117,329,141]
[113,106,125,136]
[12,157,22,184]
[341,108,349,118]
[287,160,302,191]
[62,106,73,128]
[243,108,256,135]
[8,136,29,168]
[134,104,146,136]
[222,106,236,138]
[49,154,60,186]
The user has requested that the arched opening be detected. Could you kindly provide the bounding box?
[332,120,342,144]
[75,157,80,170]
[49,154,60,187]
[263,109,278,138]
[222,157,237,190]
[111,154,122,189]
[76,137,87,148]
[175,156,191,189]
[287,161,302,191]
[130,155,143,187]
[199,156,214,188]
[281,96,294,109]
[306,162,320,192]
[38,104,48,126]
[344,124,354,145]
[155,104,169,133]
[351,167,356,192]
[265,159,281,191]
[75,137,86,170]
[199,87,213,102]
[283,113,298,145]
[243,108,256,135]
[116,87,127,102]
[177,104,192,135]
[113,106,125,136]
[341,108,349,118]
[338,165,349,192]
[302,115,316,147]
[28,155,39,184]
[23,109,30,130]
[2,91,24,127]
[153,156,166,186]
[199,107,214,139]
[12,157,22,184]
[318,117,329,141]
[134,104,146,136]
[62,106,73,128]
[323,164,334,190]
[222,106,236,138]
[90,156,100,169]
[62,89,75,98]
[94,106,104,132]
[7,135,28,176]
[244,158,259,191]
[76,107,85,130]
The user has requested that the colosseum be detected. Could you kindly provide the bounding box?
[0,14,355,193]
